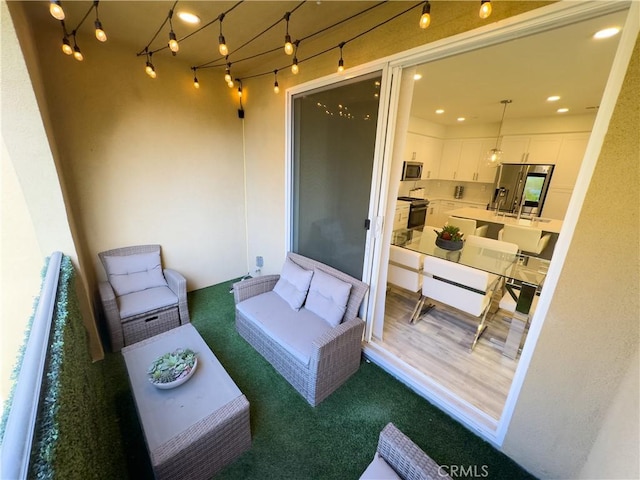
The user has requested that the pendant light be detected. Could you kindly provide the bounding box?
[218,14,228,56]
[486,99,512,165]
[283,12,294,55]
[49,0,65,20]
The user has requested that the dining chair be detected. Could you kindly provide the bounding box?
[418,255,501,351]
[447,216,488,238]
[498,224,551,255]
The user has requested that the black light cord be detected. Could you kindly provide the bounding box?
[193,1,390,72]
[237,1,421,82]
[59,0,99,37]
[136,1,243,57]
[194,1,304,70]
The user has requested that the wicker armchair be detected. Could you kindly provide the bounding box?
[360,423,451,480]
[98,244,190,351]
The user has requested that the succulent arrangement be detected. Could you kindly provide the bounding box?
[148,348,197,385]
[435,224,464,242]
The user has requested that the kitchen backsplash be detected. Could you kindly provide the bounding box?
[399,179,492,205]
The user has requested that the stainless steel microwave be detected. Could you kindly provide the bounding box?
[401,161,423,181]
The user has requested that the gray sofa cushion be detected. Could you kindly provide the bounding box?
[117,286,178,318]
[273,258,314,310]
[103,251,168,296]
[360,452,401,480]
[236,291,333,365]
[305,269,352,327]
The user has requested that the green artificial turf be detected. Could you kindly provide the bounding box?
[103,279,536,480]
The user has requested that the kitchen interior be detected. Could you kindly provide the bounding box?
[373,9,625,427]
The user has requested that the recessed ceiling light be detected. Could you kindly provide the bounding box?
[547,95,561,102]
[557,108,569,113]
[435,109,444,114]
[594,27,620,39]
[457,117,465,122]
[413,73,422,80]
[177,11,201,25]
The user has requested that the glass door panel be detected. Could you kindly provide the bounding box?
[291,72,382,279]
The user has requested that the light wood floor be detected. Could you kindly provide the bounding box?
[372,286,521,421]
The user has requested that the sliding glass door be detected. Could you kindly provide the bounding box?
[290,72,383,279]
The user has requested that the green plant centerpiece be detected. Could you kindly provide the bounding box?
[434,224,464,251]
[148,348,198,389]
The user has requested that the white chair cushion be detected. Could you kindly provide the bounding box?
[117,286,178,318]
[305,269,352,327]
[104,251,168,296]
[273,258,314,311]
[359,453,401,480]
[236,291,333,365]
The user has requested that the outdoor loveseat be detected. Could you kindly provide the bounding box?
[233,252,368,406]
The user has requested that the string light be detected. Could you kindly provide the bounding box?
[192,67,199,88]
[145,51,156,78]
[283,12,294,55]
[94,20,107,42]
[168,9,179,53]
[49,0,65,20]
[291,40,300,74]
[479,0,492,19]
[72,35,83,61]
[218,13,228,56]
[94,1,107,42]
[61,36,73,55]
[337,42,345,73]
[419,1,431,29]
[273,70,280,93]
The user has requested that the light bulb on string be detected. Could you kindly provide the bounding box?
[169,31,179,53]
[94,20,107,42]
[192,68,199,89]
[218,13,228,56]
[419,1,431,29]
[49,0,65,20]
[61,36,73,55]
[224,63,232,84]
[273,70,280,94]
[283,12,293,55]
[291,57,299,75]
[94,2,107,42]
[337,42,345,73]
[72,35,83,61]
[479,0,492,19]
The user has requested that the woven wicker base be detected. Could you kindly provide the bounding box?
[122,306,180,346]
[122,324,251,480]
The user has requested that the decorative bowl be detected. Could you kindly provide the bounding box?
[435,237,464,251]
[148,348,198,390]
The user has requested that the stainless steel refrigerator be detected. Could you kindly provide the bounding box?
[489,163,555,217]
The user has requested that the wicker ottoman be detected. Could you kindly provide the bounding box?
[122,324,251,480]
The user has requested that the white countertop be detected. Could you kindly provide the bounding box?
[449,207,564,234]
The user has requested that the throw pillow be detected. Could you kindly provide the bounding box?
[273,258,314,310]
[359,453,401,480]
[103,251,168,297]
[305,268,352,327]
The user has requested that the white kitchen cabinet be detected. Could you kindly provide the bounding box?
[404,132,442,179]
[439,138,497,183]
[394,201,411,231]
[438,140,462,181]
[499,134,563,164]
[550,133,590,187]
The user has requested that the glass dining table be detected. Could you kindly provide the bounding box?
[389,229,550,357]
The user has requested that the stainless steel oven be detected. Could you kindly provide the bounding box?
[398,196,429,230]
